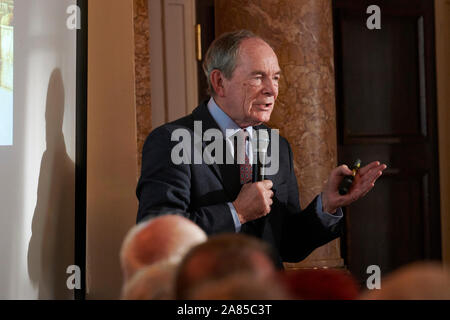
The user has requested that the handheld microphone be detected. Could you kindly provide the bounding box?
[256,129,270,181]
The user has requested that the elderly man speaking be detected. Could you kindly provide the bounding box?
[136,30,386,267]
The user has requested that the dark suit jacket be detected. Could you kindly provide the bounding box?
[136,101,342,265]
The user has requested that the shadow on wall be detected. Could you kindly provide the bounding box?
[27,69,75,300]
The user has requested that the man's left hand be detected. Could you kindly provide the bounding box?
[322,161,387,214]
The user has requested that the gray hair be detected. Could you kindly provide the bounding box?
[203,30,262,96]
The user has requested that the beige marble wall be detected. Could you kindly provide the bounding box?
[133,0,152,176]
[87,0,138,299]
[216,0,343,268]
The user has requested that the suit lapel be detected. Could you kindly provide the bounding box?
[192,103,242,200]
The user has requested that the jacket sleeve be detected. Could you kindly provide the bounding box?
[280,141,343,262]
[136,126,235,234]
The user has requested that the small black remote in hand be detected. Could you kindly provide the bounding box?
[338,159,362,195]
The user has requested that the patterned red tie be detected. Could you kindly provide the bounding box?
[238,129,252,184]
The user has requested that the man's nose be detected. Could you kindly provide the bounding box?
[262,78,278,96]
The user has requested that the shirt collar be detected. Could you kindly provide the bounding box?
[207,97,253,140]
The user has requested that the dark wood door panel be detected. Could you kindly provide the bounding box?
[345,174,428,281]
[334,0,441,283]
[339,144,433,174]
[340,13,426,138]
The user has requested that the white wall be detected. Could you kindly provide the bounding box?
[0,0,76,299]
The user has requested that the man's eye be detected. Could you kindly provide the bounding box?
[249,77,262,84]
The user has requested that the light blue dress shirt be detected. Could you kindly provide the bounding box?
[207,98,343,232]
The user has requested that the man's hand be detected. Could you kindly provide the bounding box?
[233,180,274,224]
[322,161,387,213]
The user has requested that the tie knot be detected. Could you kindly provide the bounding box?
[241,129,249,141]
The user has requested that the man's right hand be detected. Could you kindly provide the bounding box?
[232,180,274,224]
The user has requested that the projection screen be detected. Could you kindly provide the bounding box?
[0,0,84,299]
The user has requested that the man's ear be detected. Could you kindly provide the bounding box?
[210,69,226,97]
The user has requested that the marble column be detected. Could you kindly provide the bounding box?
[133,0,152,177]
[215,0,344,269]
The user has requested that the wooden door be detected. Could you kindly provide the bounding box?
[196,0,215,103]
[333,0,441,283]
[149,0,198,129]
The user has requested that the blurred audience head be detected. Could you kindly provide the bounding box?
[120,214,207,281]
[187,273,291,300]
[359,261,450,300]
[175,233,277,299]
[280,268,360,300]
[121,260,177,300]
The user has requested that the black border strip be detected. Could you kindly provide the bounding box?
[75,0,88,301]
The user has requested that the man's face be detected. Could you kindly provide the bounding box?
[220,38,281,128]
